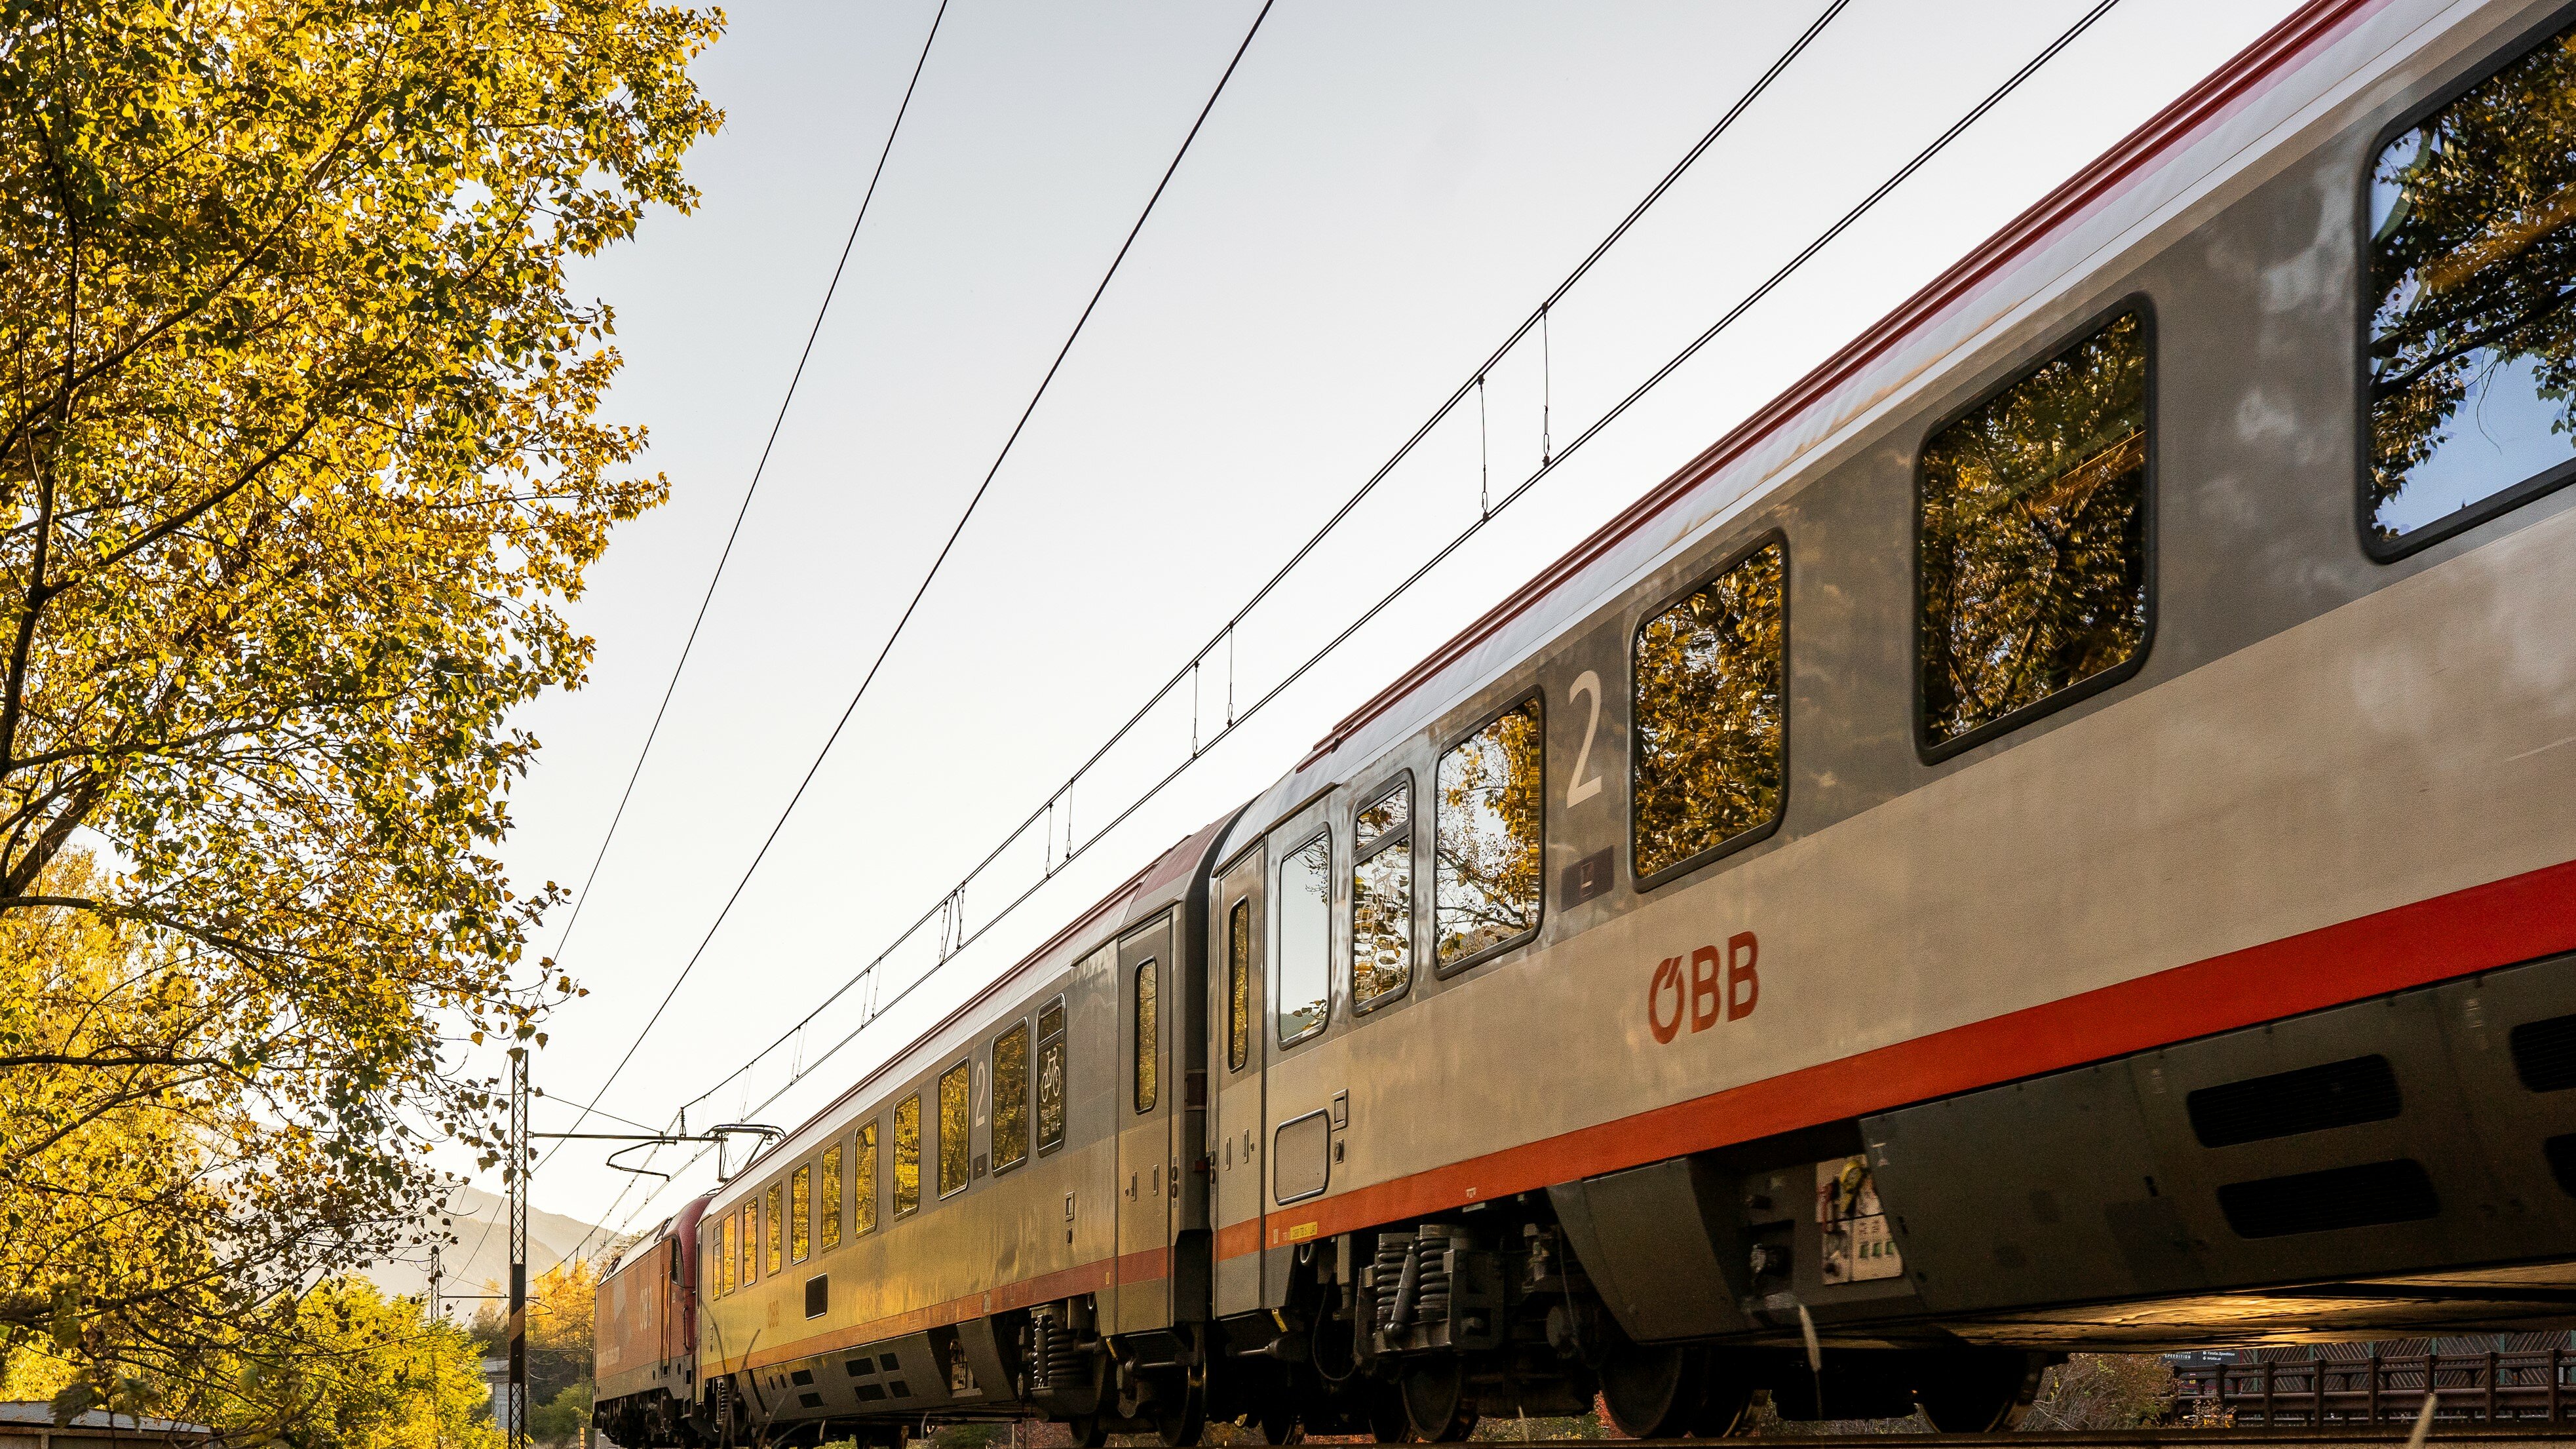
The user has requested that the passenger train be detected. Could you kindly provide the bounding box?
[593,0,2576,1439]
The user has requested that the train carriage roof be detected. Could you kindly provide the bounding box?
[1222,0,2413,853]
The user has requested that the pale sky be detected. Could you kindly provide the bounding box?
[481,0,2307,1246]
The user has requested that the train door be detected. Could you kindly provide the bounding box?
[1210,847,1266,1318]
[1112,914,1175,1335]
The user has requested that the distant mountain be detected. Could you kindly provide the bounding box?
[361,1186,625,1317]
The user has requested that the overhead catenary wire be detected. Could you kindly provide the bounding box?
[571,0,2121,1258]
[545,0,1278,1185]
[523,0,953,1178]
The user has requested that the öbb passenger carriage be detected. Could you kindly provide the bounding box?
[594,0,2576,1439]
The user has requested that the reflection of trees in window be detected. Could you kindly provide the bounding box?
[790,1166,810,1263]
[1351,777,1412,1007]
[718,1214,735,1296]
[1227,900,1252,1070]
[992,1022,1029,1170]
[1132,960,1159,1113]
[1634,543,1784,879]
[1436,702,1543,966]
[893,1096,921,1215]
[854,1121,879,1235]
[1920,309,2147,746]
[938,1062,971,1196]
[1036,1002,1067,1153]
[765,1184,782,1274]
[820,1142,843,1249]
[1277,835,1330,1041]
[2370,24,2576,543]
[739,1206,754,1285]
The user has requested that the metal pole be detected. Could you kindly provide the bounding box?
[510,1053,529,1449]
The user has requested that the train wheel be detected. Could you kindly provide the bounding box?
[1691,1351,1758,1438]
[1598,1342,1700,1439]
[1257,1397,1300,1444]
[1400,1359,1478,1442]
[1067,1414,1110,1448]
[1366,1384,1409,1444]
[1151,1379,1206,1447]
[1913,1350,2043,1432]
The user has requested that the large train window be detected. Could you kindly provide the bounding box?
[1634,539,1786,885]
[1434,699,1543,969]
[1036,999,1067,1155]
[1133,960,1159,1113]
[2368,22,2576,555]
[820,1141,843,1250]
[764,1183,782,1275]
[938,1061,972,1197]
[1227,900,1252,1070]
[992,1021,1030,1172]
[854,1120,880,1235]
[1918,306,2149,758]
[893,1094,921,1216]
[739,1203,755,1286]
[1276,833,1330,1043]
[718,1213,736,1296]
[1351,775,1413,1011]
[790,1166,810,1264]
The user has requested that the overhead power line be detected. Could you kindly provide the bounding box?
[570,0,2123,1256]
[547,0,1278,1184]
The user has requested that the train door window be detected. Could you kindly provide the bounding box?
[893,1095,921,1216]
[1351,776,1413,1010]
[820,1142,843,1251]
[765,1184,783,1275]
[790,1167,811,1264]
[1634,539,1786,884]
[1434,699,1543,969]
[992,1022,1030,1172]
[854,1120,880,1235]
[1277,834,1330,1043]
[1918,307,2149,757]
[1227,900,1252,1070]
[718,1214,735,1296]
[938,1062,971,1197]
[1133,959,1159,1113]
[1036,999,1067,1154]
[2367,21,2576,555]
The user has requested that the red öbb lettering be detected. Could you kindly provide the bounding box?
[1647,931,1758,1041]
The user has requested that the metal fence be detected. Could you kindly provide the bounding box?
[2172,1349,2576,1425]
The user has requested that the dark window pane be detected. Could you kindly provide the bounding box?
[1633,542,1785,879]
[937,1062,971,1197]
[893,1096,921,1216]
[1036,1039,1067,1153]
[1351,779,1412,1008]
[1277,835,1330,1041]
[1227,899,1252,1072]
[1920,309,2148,746]
[2371,27,2576,544]
[1133,959,1159,1113]
[1435,701,1543,965]
[991,1022,1029,1170]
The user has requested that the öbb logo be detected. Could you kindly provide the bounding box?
[1647,932,1758,1043]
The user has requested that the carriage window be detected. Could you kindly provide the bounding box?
[992,1022,1030,1171]
[938,1061,971,1197]
[2369,22,2576,550]
[1277,834,1330,1042]
[853,1121,879,1236]
[1037,1001,1067,1154]
[718,1213,736,1296]
[790,1167,811,1264]
[739,1205,755,1286]
[1435,701,1543,967]
[1634,542,1785,881]
[1352,777,1413,1009]
[765,1184,783,1275]
[1133,960,1159,1113]
[1227,899,1252,1071]
[820,1142,843,1250]
[1919,309,2147,751]
[893,1095,921,1216]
